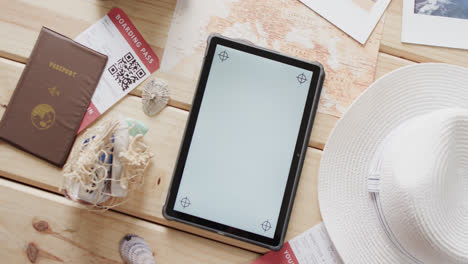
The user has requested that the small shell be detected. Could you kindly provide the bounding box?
[142,78,169,116]
[120,234,155,264]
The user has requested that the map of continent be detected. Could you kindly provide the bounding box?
[160,0,382,117]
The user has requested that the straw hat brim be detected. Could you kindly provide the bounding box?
[318,63,468,264]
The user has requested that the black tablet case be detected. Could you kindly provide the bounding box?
[163,34,325,251]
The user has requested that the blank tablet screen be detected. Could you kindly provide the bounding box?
[172,44,313,238]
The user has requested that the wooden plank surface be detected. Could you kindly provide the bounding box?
[309,53,415,148]
[0,57,323,253]
[380,0,468,66]
[375,52,414,79]
[0,0,424,256]
[1,0,467,153]
[0,0,173,63]
[0,178,258,263]
[0,0,172,96]
[0,51,415,252]
[0,0,371,151]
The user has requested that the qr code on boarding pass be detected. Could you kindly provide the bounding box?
[108,52,146,92]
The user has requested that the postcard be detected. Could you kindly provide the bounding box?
[298,0,391,44]
[402,0,468,50]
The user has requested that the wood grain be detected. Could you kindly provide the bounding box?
[0,0,421,255]
[0,57,323,253]
[0,0,173,93]
[2,0,465,153]
[0,0,373,151]
[380,0,468,66]
[0,178,258,263]
[375,52,415,79]
[307,53,415,149]
[309,112,338,150]
[0,0,174,62]
[0,51,415,252]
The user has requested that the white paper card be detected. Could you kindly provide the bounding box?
[402,0,468,50]
[298,0,391,44]
[74,8,159,133]
[290,223,343,264]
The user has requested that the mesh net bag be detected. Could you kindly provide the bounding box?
[61,117,153,209]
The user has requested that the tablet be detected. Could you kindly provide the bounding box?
[163,34,325,250]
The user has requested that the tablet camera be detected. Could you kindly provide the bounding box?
[218,50,229,62]
[296,73,307,84]
[261,220,272,232]
[180,196,191,208]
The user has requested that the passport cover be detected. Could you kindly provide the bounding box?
[0,27,108,167]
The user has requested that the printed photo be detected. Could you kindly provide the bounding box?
[353,0,377,11]
[415,0,468,19]
[402,0,468,50]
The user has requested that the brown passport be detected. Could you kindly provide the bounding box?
[0,27,108,167]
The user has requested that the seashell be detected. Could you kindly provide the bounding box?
[142,78,169,116]
[120,234,155,264]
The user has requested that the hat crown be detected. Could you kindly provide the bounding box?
[380,108,468,263]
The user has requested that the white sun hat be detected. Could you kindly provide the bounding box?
[319,63,468,264]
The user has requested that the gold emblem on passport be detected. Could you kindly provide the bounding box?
[48,86,60,96]
[31,104,56,130]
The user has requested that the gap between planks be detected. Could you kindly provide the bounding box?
[0,54,330,151]
[0,174,263,257]
[0,56,323,253]
[379,0,468,67]
[0,47,416,254]
[0,176,259,263]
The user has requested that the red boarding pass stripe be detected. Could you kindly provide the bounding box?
[108,8,159,73]
[251,242,300,264]
[77,102,100,134]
